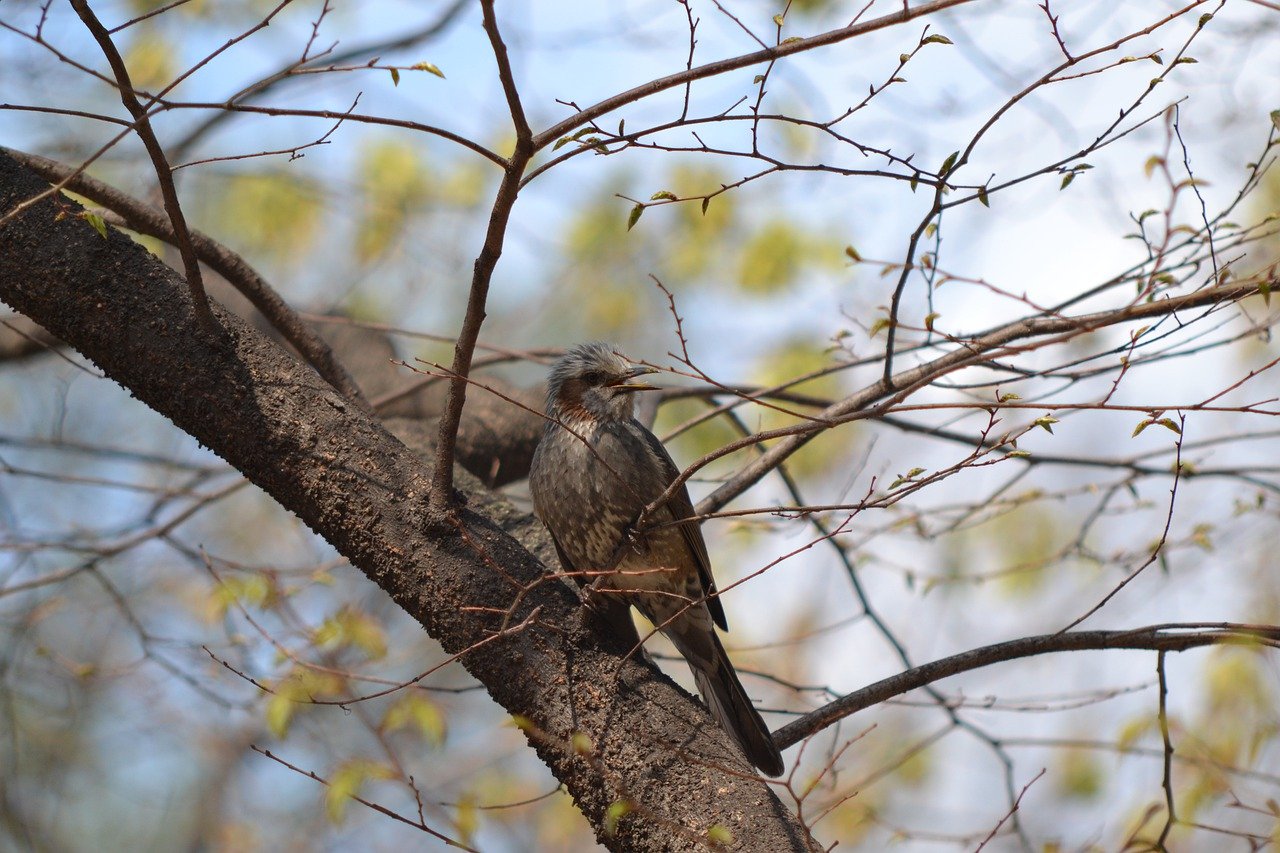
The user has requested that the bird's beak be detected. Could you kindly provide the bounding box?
[609,365,659,393]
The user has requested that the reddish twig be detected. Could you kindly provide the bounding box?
[249,746,478,850]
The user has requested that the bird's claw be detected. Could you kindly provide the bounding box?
[579,575,608,614]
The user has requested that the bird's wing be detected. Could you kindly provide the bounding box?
[547,525,643,647]
[632,422,729,632]
[547,531,583,586]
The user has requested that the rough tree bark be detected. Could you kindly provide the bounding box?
[0,151,814,852]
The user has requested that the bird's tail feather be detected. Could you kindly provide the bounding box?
[689,635,785,777]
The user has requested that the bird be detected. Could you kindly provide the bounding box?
[528,342,784,777]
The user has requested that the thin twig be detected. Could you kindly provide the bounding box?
[250,746,478,850]
[1156,651,1177,850]
[69,0,215,331]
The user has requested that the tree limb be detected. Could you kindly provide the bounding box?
[773,623,1280,748]
[0,148,814,852]
[1,146,370,410]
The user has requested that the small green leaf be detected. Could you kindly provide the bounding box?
[1006,449,1031,459]
[411,61,445,78]
[997,391,1021,402]
[553,136,572,151]
[1259,279,1271,306]
[1149,54,1164,65]
[1155,417,1182,435]
[604,800,633,836]
[753,74,765,84]
[206,574,273,621]
[1060,172,1075,190]
[868,316,893,337]
[266,692,294,738]
[650,190,678,201]
[1144,156,1163,178]
[923,311,940,331]
[82,211,108,238]
[1033,415,1059,434]
[890,467,926,489]
[326,760,395,824]
[772,13,784,26]
[1174,57,1197,65]
[314,607,388,660]
[626,204,644,231]
[977,185,989,207]
[389,67,400,86]
[780,36,803,45]
[1132,419,1151,438]
[382,693,446,746]
[707,824,735,846]
[921,33,953,45]
[899,53,912,64]
[571,732,595,755]
[939,150,959,175]
[701,196,711,215]
[1197,12,1213,27]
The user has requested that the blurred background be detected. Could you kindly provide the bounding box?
[2,0,1280,849]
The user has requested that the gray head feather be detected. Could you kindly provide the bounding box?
[544,342,653,423]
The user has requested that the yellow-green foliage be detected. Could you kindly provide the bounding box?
[122,32,175,90]
[356,139,432,262]
[736,219,842,294]
[207,170,322,261]
[1055,748,1104,800]
[986,505,1062,597]
[748,337,851,478]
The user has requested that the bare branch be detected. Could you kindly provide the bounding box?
[774,624,1280,748]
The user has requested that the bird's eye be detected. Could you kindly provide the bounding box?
[580,370,603,385]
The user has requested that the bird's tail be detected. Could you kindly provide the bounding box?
[687,632,785,777]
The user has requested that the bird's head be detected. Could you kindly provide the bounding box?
[545,342,658,423]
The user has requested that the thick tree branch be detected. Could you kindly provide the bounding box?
[1,146,369,410]
[0,149,813,852]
